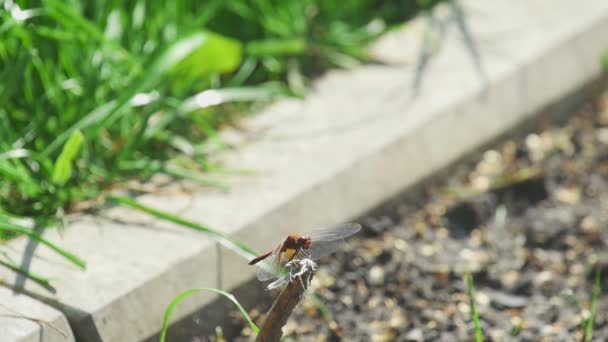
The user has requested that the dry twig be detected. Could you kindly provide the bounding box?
[255,259,317,342]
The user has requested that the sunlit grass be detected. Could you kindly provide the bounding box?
[1,0,440,236]
[0,0,440,282]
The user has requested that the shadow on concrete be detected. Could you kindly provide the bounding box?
[13,227,40,292]
[249,0,490,143]
[411,0,488,97]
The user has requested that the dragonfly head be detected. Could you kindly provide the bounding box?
[297,236,312,249]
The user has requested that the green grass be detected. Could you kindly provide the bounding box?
[465,273,484,342]
[0,0,440,240]
[467,269,603,341]
[583,268,601,342]
[0,0,441,285]
[159,287,259,342]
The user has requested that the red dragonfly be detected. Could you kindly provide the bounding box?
[248,223,361,281]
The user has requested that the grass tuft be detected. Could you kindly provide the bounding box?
[1,0,442,284]
[583,268,601,342]
[1,0,442,240]
[466,273,484,342]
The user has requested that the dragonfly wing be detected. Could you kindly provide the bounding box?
[306,238,342,260]
[256,249,281,281]
[307,223,361,241]
[257,265,278,282]
[305,223,361,260]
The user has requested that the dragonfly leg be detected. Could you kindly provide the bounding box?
[293,275,305,292]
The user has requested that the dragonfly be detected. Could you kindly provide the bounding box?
[248,223,361,282]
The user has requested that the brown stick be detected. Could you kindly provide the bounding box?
[255,259,316,342]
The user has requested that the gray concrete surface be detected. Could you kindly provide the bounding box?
[0,287,75,342]
[1,0,608,341]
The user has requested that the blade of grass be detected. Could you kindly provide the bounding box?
[245,38,306,57]
[179,85,287,112]
[52,129,84,185]
[108,195,256,258]
[0,220,86,270]
[466,273,484,342]
[0,149,30,160]
[229,57,257,86]
[160,164,229,191]
[45,0,138,67]
[583,268,601,342]
[0,256,54,291]
[0,161,39,194]
[159,287,259,342]
[41,101,115,157]
[115,109,157,163]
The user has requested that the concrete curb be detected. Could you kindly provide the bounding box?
[0,287,75,342]
[2,0,608,341]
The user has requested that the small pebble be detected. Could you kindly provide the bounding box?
[367,265,385,286]
[405,328,424,342]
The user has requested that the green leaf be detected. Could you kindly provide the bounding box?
[169,30,242,81]
[52,129,84,185]
[159,287,259,342]
[602,50,608,73]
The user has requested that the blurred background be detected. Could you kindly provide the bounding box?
[2,0,608,341]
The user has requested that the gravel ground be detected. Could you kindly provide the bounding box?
[229,91,608,342]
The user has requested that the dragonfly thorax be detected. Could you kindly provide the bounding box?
[297,236,312,249]
[283,234,312,251]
